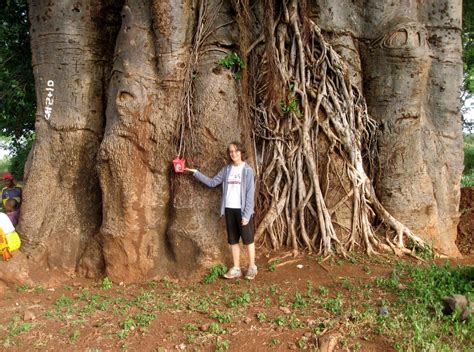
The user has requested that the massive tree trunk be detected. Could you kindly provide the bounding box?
[4,0,463,285]
[16,0,120,280]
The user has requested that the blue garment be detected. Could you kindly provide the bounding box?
[193,162,255,220]
[2,185,22,208]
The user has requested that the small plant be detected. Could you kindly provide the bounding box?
[54,294,73,308]
[134,312,156,329]
[318,285,329,295]
[101,277,113,290]
[289,315,303,329]
[269,284,279,295]
[216,337,231,351]
[211,309,232,324]
[341,277,352,290]
[218,51,245,79]
[69,330,80,343]
[292,291,307,309]
[16,284,29,293]
[256,312,267,322]
[296,337,307,349]
[117,317,136,338]
[280,84,302,116]
[208,322,224,335]
[270,338,280,346]
[268,259,281,272]
[7,316,33,337]
[227,291,251,307]
[203,264,227,284]
[272,315,286,326]
[183,323,198,332]
[322,294,343,315]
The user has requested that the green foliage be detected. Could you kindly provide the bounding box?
[0,0,36,169]
[463,0,474,95]
[268,259,281,272]
[382,262,474,351]
[203,264,227,284]
[279,84,302,116]
[9,134,33,180]
[218,51,245,79]
[100,277,113,290]
[463,135,474,187]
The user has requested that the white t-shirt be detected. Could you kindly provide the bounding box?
[225,164,245,209]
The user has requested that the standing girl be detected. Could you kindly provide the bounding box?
[186,142,257,280]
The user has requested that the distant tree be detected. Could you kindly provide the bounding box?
[463,0,474,97]
[0,0,35,178]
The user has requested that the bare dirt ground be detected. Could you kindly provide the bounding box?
[0,252,472,352]
[0,187,472,352]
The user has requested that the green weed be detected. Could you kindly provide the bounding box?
[69,330,80,343]
[210,309,232,324]
[280,84,302,116]
[322,294,343,315]
[256,312,267,322]
[218,51,245,79]
[203,264,227,284]
[292,291,307,309]
[100,277,113,290]
[216,337,230,351]
[16,284,29,293]
[272,315,286,326]
[268,259,281,272]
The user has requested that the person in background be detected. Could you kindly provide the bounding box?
[2,172,22,211]
[186,141,257,280]
[4,199,19,227]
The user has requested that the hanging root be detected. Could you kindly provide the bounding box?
[250,0,431,257]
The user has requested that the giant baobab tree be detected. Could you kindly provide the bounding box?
[0,0,463,286]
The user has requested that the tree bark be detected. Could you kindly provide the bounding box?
[9,0,464,286]
[19,0,120,279]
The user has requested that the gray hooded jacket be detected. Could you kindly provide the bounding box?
[193,162,255,220]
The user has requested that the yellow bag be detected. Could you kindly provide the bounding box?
[0,227,20,261]
[5,231,21,252]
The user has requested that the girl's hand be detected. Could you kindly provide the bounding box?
[185,168,198,173]
[241,218,249,226]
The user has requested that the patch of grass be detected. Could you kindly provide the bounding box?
[292,291,307,310]
[7,316,33,337]
[378,262,474,351]
[215,337,230,351]
[117,317,136,339]
[54,294,74,308]
[318,285,329,295]
[272,315,286,326]
[322,294,343,315]
[208,322,224,335]
[227,291,251,307]
[69,330,80,343]
[203,264,227,284]
[134,312,156,329]
[16,284,29,293]
[210,310,232,324]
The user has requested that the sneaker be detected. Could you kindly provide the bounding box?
[224,267,242,279]
[245,265,258,280]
